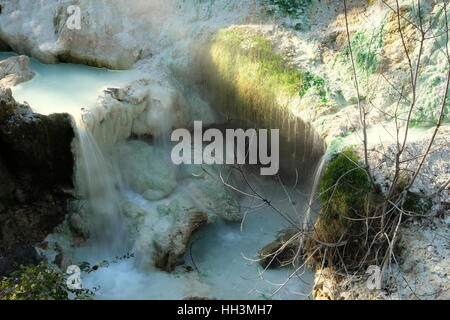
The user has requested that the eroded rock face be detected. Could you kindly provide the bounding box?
[0,88,75,277]
[0,55,35,87]
[0,0,257,70]
[0,0,152,69]
[154,211,209,272]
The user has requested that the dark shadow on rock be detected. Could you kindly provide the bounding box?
[0,88,75,277]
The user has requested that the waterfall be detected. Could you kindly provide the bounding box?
[299,155,327,249]
[74,125,128,255]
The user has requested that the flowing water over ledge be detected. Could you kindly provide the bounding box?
[1,52,319,300]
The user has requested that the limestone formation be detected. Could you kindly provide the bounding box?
[0,55,35,87]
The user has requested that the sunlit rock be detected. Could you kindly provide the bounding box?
[0,55,35,87]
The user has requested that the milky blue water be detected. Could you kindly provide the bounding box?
[0,52,140,117]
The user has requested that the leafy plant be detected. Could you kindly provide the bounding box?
[0,253,135,300]
[0,263,93,300]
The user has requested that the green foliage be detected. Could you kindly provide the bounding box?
[206,27,330,154]
[348,95,366,105]
[210,29,329,100]
[340,29,384,74]
[0,263,92,300]
[0,253,135,300]
[265,0,312,17]
[307,150,434,271]
[328,134,354,156]
[404,192,433,214]
[300,71,328,102]
[211,29,306,95]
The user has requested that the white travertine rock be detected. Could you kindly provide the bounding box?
[0,0,150,69]
[0,0,256,70]
[0,55,35,87]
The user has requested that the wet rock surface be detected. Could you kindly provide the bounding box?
[0,244,41,277]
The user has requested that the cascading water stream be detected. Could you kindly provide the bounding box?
[302,155,327,242]
[75,125,128,255]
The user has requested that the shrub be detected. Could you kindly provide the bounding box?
[0,263,93,300]
[392,173,433,214]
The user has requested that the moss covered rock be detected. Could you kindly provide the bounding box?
[201,26,325,174]
[305,148,384,270]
